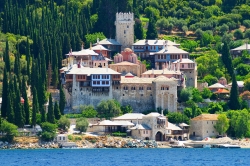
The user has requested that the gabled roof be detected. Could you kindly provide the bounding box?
[113,113,145,120]
[227,81,244,88]
[130,124,151,130]
[91,44,109,51]
[133,39,180,46]
[142,69,182,75]
[173,59,195,64]
[110,61,138,66]
[94,38,121,45]
[93,120,119,126]
[208,83,226,89]
[65,49,99,56]
[191,114,218,121]
[155,45,188,54]
[231,43,250,51]
[65,65,121,75]
[167,122,182,130]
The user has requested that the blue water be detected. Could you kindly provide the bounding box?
[0,148,249,166]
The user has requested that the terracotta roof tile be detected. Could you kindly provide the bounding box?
[191,114,218,121]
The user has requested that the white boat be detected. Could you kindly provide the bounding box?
[203,144,211,148]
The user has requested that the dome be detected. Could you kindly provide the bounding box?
[124,48,132,52]
[131,53,137,57]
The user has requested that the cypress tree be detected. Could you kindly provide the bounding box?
[22,77,30,124]
[26,37,31,81]
[221,42,234,76]
[59,85,66,115]
[6,79,15,123]
[47,93,55,123]
[4,40,11,72]
[134,18,144,40]
[54,101,61,120]
[1,68,8,118]
[14,76,25,127]
[32,88,39,127]
[146,16,158,39]
[40,106,46,123]
[228,74,241,110]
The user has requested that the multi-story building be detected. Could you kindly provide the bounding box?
[132,39,188,69]
[93,38,121,58]
[60,64,178,112]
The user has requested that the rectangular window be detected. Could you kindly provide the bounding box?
[106,81,109,84]
[93,81,96,85]
[102,81,105,84]
[97,81,100,84]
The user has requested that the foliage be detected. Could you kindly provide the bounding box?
[228,74,241,110]
[207,103,223,114]
[0,119,18,142]
[59,85,66,115]
[54,101,61,120]
[201,88,212,99]
[233,29,244,40]
[214,114,229,135]
[112,131,127,137]
[96,99,122,119]
[121,105,133,114]
[180,88,192,102]
[80,105,98,118]
[203,75,218,86]
[85,32,106,48]
[146,16,158,39]
[192,88,203,102]
[76,117,89,133]
[167,112,190,125]
[57,116,70,131]
[47,93,55,124]
[40,122,57,141]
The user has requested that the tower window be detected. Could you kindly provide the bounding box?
[124,30,126,34]
[127,25,129,28]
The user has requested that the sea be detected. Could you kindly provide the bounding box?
[0,148,249,166]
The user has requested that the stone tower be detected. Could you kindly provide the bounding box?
[115,12,135,50]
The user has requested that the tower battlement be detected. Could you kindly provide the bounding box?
[116,12,134,21]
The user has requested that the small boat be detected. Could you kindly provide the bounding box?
[217,144,241,148]
[203,144,211,148]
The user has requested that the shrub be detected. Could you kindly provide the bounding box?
[76,117,89,133]
[112,132,127,137]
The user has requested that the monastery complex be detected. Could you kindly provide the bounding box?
[60,12,197,113]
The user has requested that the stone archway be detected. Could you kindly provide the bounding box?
[155,131,163,141]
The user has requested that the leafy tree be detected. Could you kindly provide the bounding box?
[195,29,203,39]
[236,64,250,76]
[200,32,213,47]
[192,88,203,102]
[201,88,212,99]
[80,105,98,118]
[54,101,61,120]
[203,74,218,86]
[244,29,250,39]
[156,17,168,33]
[59,85,66,115]
[47,93,55,123]
[121,105,133,114]
[167,112,190,124]
[243,20,250,28]
[180,88,192,102]
[0,119,18,142]
[40,122,57,141]
[57,116,70,131]
[244,78,250,91]
[221,42,234,76]
[228,74,241,110]
[76,117,89,132]
[233,29,244,40]
[85,32,106,48]
[146,16,158,39]
[96,100,122,119]
[214,114,229,135]
[207,103,223,114]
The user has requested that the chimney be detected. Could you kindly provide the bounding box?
[180,54,182,62]
[152,68,154,74]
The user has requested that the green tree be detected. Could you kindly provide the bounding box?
[80,105,98,118]
[40,122,57,141]
[47,93,55,123]
[32,88,39,127]
[134,18,144,40]
[201,88,212,99]
[244,78,250,91]
[76,117,89,132]
[3,40,10,72]
[192,88,203,102]
[203,75,218,86]
[228,74,241,110]
[22,76,30,124]
[97,100,122,119]
[233,29,244,40]
[57,116,70,131]
[59,85,66,115]
[0,119,18,142]
[54,101,61,120]
[221,42,234,76]
[180,88,192,102]
[85,32,106,48]
[1,68,8,118]
[214,114,229,135]
[146,16,158,39]
[207,103,223,114]
[167,112,190,124]
[121,105,133,114]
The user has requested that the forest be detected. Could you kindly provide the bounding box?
[1,0,250,139]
